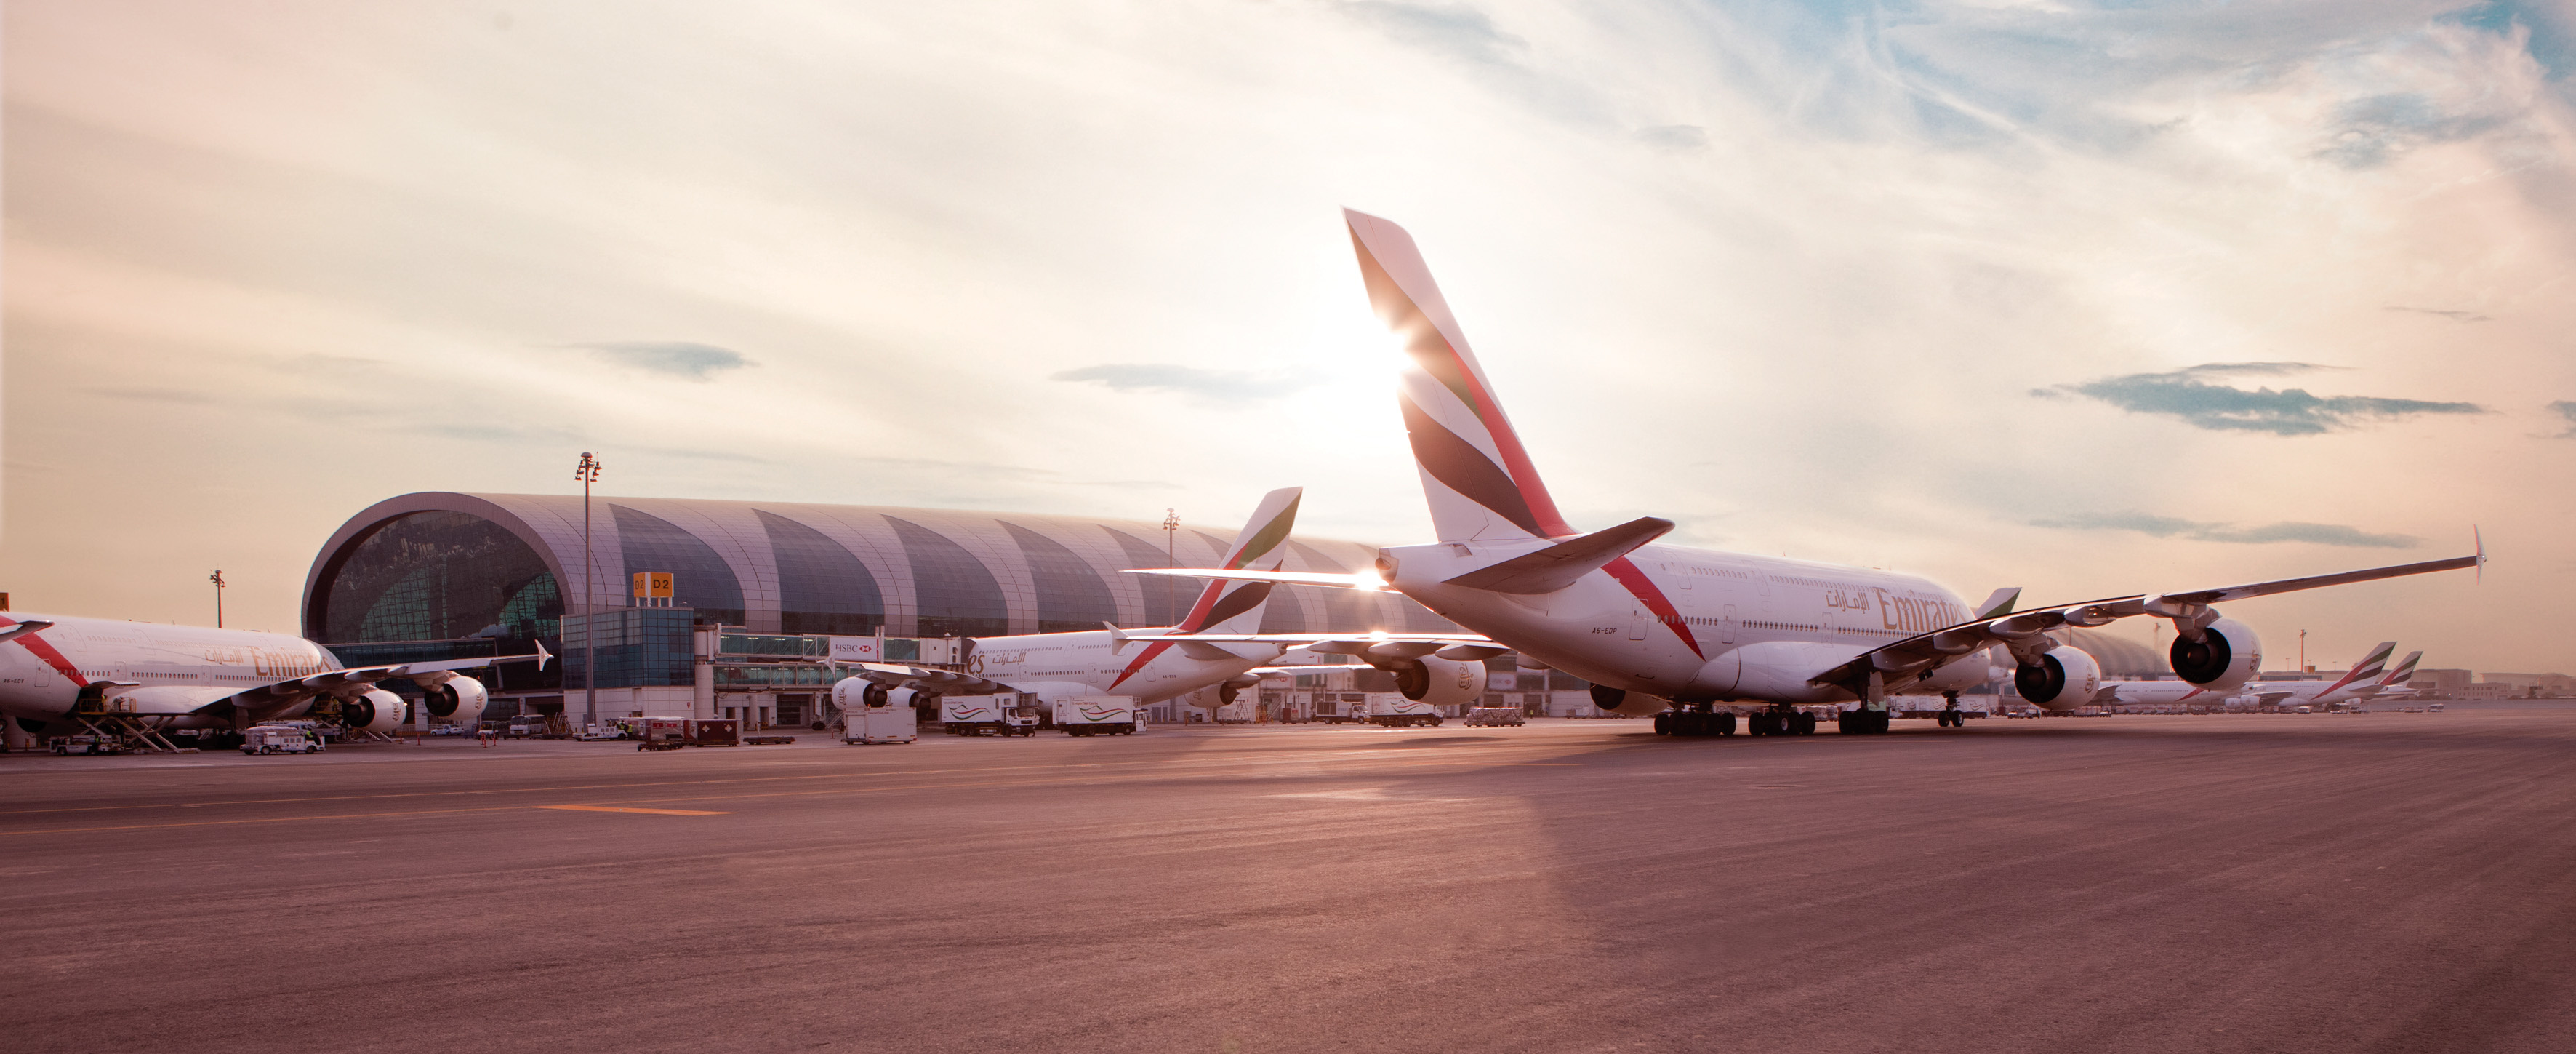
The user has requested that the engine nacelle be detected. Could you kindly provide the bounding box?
[419,676,489,727]
[2014,646,2103,711]
[342,690,406,735]
[2170,617,2261,694]
[831,679,888,711]
[1389,657,1486,708]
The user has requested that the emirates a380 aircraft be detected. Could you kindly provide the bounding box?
[1141,212,2482,737]
[2104,642,2394,711]
[830,487,1501,715]
[0,615,547,741]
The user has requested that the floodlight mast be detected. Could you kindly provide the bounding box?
[576,452,603,731]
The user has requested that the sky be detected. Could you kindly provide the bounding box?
[4,1,2571,674]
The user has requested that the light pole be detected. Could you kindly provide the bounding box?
[576,452,603,730]
[209,570,225,628]
[1161,508,1180,626]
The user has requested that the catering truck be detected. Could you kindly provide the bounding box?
[941,692,1040,736]
[843,702,918,745]
[1365,694,1443,728]
[1051,696,1139,736]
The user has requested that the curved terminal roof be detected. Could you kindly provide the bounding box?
[2058,628,2171,679]
[304,492,1453,646]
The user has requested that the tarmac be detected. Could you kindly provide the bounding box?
[4,705,2572,1053]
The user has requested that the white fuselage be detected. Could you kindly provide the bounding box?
[967,628,1287,705]
[0,613,340,729]
[1381,540,1990,708]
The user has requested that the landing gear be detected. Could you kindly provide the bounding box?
[1937,692,1965,728]
[1744,706,1815,737]
[1653,707,1736,737]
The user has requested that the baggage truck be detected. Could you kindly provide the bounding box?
[1052,696,1139,736]
[942,692,1039,736]
[1365,694,1443,727]
[843,703,918,745]
[241,725,322,755]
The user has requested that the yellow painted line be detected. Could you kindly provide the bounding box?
[534,805,727,816]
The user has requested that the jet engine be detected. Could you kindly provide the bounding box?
[2170,617,2262,694]
[2013,646,2103,711]
[342,689,407,735]
[1389,657,1487,708]
[831,679,898,711]
[1217,674,1262,706]
[419,676,489,727]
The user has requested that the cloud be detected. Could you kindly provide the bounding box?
[2033,511,2420,548]
[1050,364,1317,401]
[2034,363,2487,435]
[571,340,754,380]
[2317,92,2508,169]
[1632,124,1709,152]
[2551,401,2576,438]
[88,387,217,404]
[2386,306,2494,322]
[1339,1,1527,69]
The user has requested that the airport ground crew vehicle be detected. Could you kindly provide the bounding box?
[942,693,1038,736]
[1052,696,1139,736]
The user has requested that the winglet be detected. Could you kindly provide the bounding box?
[1973,588,2021,621]
[2475,525,2485,584]
[535,639,553,671]
[1103,622,1131,655]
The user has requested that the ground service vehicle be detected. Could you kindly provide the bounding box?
[1054,696,1139,735]
[241,725,321,754]
[1312,693,1369,724]
[1366,695,1443,727]
[844,703,918,745]
[1465,707,1524,727]
[49,734,125,756]
[942,693,1038,736]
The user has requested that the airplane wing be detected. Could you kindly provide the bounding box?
[838,661,1015,696]
[1120,628,1506,663]
[199,644,557,719]
[1806,547,2482,697]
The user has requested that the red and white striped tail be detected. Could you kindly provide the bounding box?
[1346,209,1573,544]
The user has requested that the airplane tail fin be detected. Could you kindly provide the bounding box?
[2381,650,2423,687]
[1345,209,1573,544]
[1171,487,1302,635]
[2324,641,2397,692]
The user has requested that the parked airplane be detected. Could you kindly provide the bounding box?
[2353,650,2423,705]
[1137,211,2483,737]
[0,614,547,743]
[829,487,1501,718]
[2101,642,2394,711]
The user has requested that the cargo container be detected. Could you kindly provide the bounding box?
[1464,707,1524,727]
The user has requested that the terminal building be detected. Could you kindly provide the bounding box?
[303,492,1456,727]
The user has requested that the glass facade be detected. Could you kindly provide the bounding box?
[561,609,695,689]
[611,503,746,627]
[313,510,563,691]
[885,515,1008,639]
[1003,522,1118,633]
[759,510,884,636]
[307,495,1461,686]
[1101,527,1180,627]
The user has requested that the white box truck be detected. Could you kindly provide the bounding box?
[942,692,1039,736]
[843,703,918,745]
[1364,693,1443,727]
[1052,696,1139,736]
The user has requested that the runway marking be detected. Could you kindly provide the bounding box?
[535,805,727,816]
